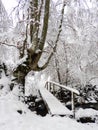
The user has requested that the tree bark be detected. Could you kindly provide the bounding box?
[13,0,51,86]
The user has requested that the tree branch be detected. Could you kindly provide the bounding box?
[0,42,18,48]
[35,51,54,71]
[39,0,50,50]
[54,0,67,52]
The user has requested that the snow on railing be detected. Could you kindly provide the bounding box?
[45,81,80,118]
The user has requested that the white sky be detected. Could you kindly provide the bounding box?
[2,0,93,14]
[2,0,59,15]
[2,0,18,14]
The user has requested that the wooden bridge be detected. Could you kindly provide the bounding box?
[39,81,80,118]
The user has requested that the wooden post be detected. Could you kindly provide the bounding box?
[49,83,51,92]
[45,82,47,88]
[46,82,48,90]
[53,84,55,95]
[48,82,49,91]
[71,92,75,118]
[48,82,50,91]
[48,82,51,92]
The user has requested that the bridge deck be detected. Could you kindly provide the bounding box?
[39,88,72,116]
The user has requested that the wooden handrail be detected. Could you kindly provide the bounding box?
[45,81,80,95]
[45,80,80,118]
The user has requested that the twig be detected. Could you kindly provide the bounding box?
[0,42,18,48]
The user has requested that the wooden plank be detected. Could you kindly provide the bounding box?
[39,87,71,116]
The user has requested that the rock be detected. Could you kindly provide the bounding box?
[17,110,23,114]
[77,117,95,123]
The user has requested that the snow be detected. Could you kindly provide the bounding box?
[0,70,11,96]
[0,92,98,130]
[76,108,98,119]
[0,70,10,86]
[25,72,42,97]
[39,87,71,115]
[2,0,17,15]
[1,73,98,130]
[0,1,98,129]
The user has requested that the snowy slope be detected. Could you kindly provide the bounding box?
[0,92,98,130]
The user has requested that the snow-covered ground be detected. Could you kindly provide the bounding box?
[0,91,98,130]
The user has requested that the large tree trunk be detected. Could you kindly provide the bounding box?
[13,0,50,88]
[13,0,66,95]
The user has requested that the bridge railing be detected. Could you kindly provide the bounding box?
[45,81,80,118]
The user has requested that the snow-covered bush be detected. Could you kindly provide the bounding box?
[77,84,98,103]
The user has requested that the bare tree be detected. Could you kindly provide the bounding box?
[13,0,67,90]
